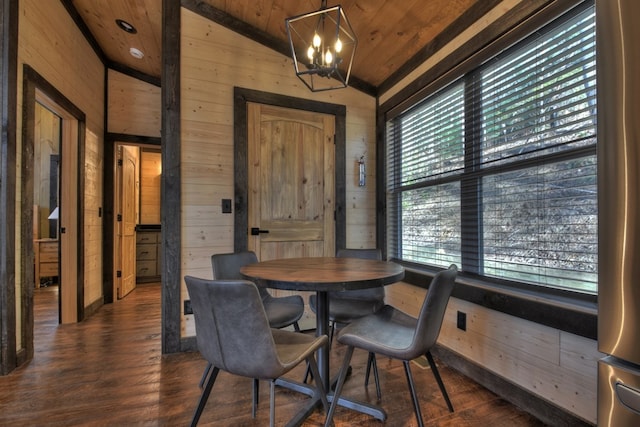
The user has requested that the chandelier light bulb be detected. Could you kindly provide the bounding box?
[307,45,315,61]
[335,38,342,53]
[313,33,322,48]
[325,50,333,65]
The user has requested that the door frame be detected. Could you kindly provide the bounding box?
[102,136,160,304]
[233,87,347,252]
[20,64,86,346]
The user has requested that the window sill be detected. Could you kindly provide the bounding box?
[396,261,597,340]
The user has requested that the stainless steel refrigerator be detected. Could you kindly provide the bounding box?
[597,0,640,425]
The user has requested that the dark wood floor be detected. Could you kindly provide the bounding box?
[0,283,546,426]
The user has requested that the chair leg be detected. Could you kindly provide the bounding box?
[328,321,336,347]
[302,363,312,384]
[191,366,219,427]
[425,351,454,412]
[199,362,212,389]
[364,352,382,400]
[252,378,259,418]
[269,379,276,427]
[293,321,300,332]
[323,346,354,427]
[403,360,424,427]
[306,355,329,411]
[364,352,372,385]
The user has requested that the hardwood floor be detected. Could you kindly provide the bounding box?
[0,283,546,426]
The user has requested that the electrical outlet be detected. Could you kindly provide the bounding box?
[184,300,193,315]
[221,199,232,213]
[457,311,467,331]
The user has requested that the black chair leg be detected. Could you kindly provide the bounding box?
[306,355,329,411]
[425,351,454,412]
[252,378,259,418]
[294,321,301,332]
[191,366,219,427]
[302,364,312,384]
[328,321,336,345]
[269,380,276,427]
[364,352,382,400]
[323,346,354,427]
[403,360,424,427]
[364,352,373,385]
[199,362,212,389]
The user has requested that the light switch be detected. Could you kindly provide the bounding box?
[222,199,232,214]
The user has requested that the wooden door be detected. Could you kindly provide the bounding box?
[59,119,79,323]
[116,145,137,299]
[247,103,335,328]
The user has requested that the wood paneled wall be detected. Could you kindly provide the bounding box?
[108,70,161,137]
[385,283,600,423]
[179,8,377,336]
[17,0,105,318]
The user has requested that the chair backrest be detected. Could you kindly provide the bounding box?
[412,264,458,356]
[211,251,258,280]
[211,251,270,300]
[184,276,285,379]
[333,248,385,301]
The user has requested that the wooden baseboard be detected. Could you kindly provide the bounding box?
[432,345,594,427]
[84,296,103,319]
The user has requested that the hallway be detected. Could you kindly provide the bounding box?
[0,284,545,426]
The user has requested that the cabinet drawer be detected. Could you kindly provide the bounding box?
[136,244,157,260]
[136,260,157,277]
[39,251,59,263]
[136,232,158,244]
[40,262,58,276]
[39,241,58,253]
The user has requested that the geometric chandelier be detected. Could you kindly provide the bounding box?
[285,0,357,92]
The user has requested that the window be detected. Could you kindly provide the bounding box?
[386,3,597,293]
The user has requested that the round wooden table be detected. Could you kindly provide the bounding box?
[241,256,404,425]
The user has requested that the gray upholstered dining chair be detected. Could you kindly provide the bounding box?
[185,276,328,427]
[211,251,304,330]
[205,251,305,416]
[324,264,458,427]
[307,248,384,397]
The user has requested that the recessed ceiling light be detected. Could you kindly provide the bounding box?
[116,19,137,34]
[129,47,144,59]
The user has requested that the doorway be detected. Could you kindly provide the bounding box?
[20,65,85,365]
[246,103,336,329]
[115,144,138,299]
[233,87,347,253]
[33,102,61,321]
[104,139,162,304]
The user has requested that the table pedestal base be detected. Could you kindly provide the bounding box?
[275,376,387,426]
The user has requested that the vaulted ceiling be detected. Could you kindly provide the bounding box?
[66,0,500,95]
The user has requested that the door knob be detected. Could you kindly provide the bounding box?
[250,227,269,236]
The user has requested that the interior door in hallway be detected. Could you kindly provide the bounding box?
[116,145,137,299]
[247,103,335,329]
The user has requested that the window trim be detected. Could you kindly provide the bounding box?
[377,0,597,339]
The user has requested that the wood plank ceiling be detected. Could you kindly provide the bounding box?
[69,0,495,94]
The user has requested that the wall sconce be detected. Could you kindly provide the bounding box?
[358,155,366,187]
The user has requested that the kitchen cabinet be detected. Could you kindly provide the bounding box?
[34,238,58,287]
[136,230,161,282]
